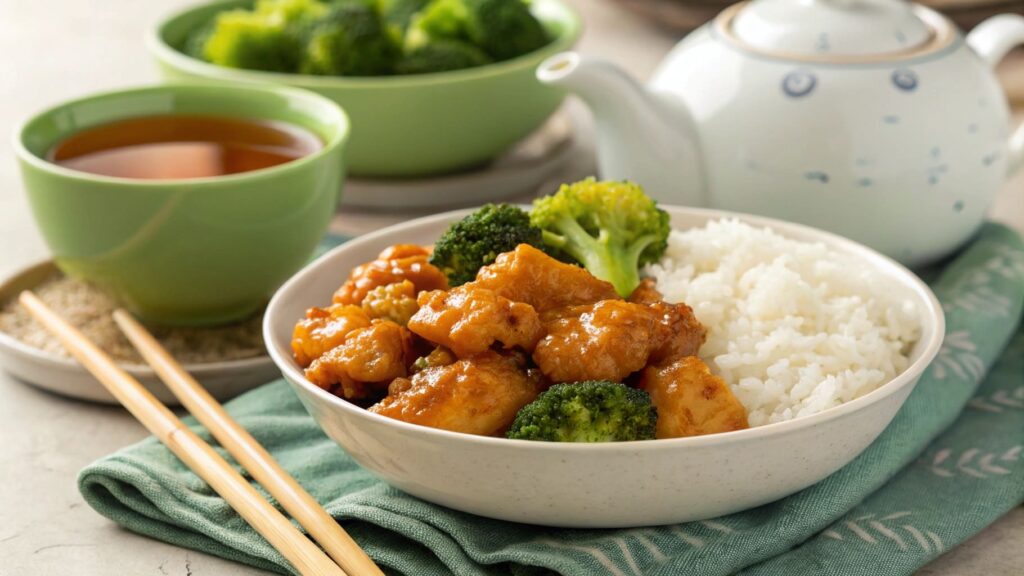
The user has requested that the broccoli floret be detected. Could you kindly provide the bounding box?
[202,9,303,72]
[255,0,329,24]
[404,0,470,50]
[429,203,543,286]
[183,20,215,60]
[396,38,491,74]
[299,2,399,76]
[530,178,670,297]
[379,0,430,31]
[405,0,548,61]
[507,382,657,442]
[188,1,327,68]
[465,0,549,61]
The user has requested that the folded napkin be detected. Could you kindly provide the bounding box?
[79,224,1024,576]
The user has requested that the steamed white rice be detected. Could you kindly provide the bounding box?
[645,219,921,426]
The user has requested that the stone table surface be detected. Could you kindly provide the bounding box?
[0,1,1021,575]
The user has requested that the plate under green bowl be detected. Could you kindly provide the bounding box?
[148,0,582,178]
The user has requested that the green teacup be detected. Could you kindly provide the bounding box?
[148,0,581,177]
[15,84,348,326]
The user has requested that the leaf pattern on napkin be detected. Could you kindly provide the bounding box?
[936,243,1024,316]
[925,445,1022,478]
[930,330,984,381]
[939,273,1013,316]
[820,512,943,553]
[531,523,722,576]
[968,386,1024,413]
[986,242,1024,280]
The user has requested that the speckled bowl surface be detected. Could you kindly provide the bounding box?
[263,206,944,528]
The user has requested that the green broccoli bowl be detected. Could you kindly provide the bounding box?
[149,0,581,177]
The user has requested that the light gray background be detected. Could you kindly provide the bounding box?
[0,1,1020,574]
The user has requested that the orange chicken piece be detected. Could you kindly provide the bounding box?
[407,285,544,357]
[532,300,667,383]
[470,244,618,312]
[648,301,706,363]
[639,356,749,439]
[291,304,372,367]
[370,352,541,436]
[333,244,448,306]
[304,320,413,400]
[627,278,663,305]
[628,278,707,362]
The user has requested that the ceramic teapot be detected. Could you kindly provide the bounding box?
[538,0,1024,265]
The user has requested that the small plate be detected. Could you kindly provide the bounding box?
[340,110,591,210]
[0,261,279,405]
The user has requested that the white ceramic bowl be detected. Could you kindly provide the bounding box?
[264,206,944,528]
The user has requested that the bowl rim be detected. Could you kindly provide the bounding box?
[0,259,274,377]
[264,205,946,451]
[12,82,350,188]
[147,0,583,89]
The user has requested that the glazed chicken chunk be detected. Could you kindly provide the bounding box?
[639,356,749,439]
[408,285,544,357]
[370,351,542,436]
[333,244,448,306]
[647,302,706,363]
[291,304,372,367]
[305,319,413,400]
[629,279,707,363]
[532,300,668,383]
[470,244,618,312]
[627,278,663,305]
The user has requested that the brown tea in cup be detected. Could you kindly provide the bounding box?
[48,114,322,180]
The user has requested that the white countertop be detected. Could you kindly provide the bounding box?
[0,1,1020,574]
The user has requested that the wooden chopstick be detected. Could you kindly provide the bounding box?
[18,291,347,576]
[112,309,383,576]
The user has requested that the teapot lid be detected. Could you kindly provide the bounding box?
[719,0,955,62]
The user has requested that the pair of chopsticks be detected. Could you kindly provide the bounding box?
[19,291,383,576]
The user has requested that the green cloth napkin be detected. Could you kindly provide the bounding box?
[79,224,1024,576]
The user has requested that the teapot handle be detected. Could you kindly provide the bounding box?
[967,14,1024,176]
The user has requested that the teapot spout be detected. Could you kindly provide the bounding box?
[537,52,705,205]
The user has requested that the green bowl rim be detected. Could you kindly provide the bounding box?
[13,82,350,188]
[146,0,583,89]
